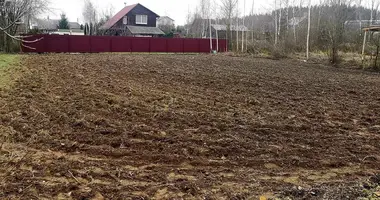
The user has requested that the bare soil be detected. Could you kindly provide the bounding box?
[0,54,380,199]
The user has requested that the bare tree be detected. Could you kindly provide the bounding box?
[98,4,115,28]
[356,0,362,34]
[82,0,98,35]
[285,0,290,32]
[208,0,213,51]
[251,0,255,43]
[0,0,49,51]
[221,0,238,49]
[370,0,380,25]
[189,7,202,38]
[100,3,115,21]
[325,0,351,64]
[306,0,311,60]
[82,0,97,24]
[292,0,297,42]
[186,6,192,35]
[199,0,210,38]
[236,0,239,51]
[211,0,220,51]
[242,0,246,52]
[275,0,278,45]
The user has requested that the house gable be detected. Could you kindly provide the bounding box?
[101,3,160,30]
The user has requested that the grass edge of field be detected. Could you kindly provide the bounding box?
[0,54,21,89]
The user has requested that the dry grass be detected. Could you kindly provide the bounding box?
[0,54,20,89]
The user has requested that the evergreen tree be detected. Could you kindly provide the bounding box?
[58,13,70,29]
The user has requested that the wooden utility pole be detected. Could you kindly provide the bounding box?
[306,0,311,60]
[209,0,213,53]
[278,0,282,40]
[236,0,239,51]
[362,30,367,64]
[251,0,254,43]
[242,0,245,52]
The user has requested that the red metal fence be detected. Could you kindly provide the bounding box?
[22,35,228,53]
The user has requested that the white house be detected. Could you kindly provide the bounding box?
[157,16,175,27]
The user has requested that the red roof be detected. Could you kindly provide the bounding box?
[100,4,138,29]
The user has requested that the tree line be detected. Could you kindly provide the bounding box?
[185,0,380,64]
[2,0,380,65]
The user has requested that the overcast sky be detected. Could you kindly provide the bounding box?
[47,0,271,25]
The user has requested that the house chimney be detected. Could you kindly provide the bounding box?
[47,15,49,20]
[124,2,127,7]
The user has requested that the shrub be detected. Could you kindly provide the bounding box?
[247,40,289,59]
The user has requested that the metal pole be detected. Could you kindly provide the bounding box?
[216,18,219,52]
[306,0,311,60]
[362,30,367,64]
[209,18,213,52]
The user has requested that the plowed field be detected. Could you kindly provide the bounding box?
[1,54,379,199]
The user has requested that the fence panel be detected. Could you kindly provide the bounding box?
[45,35,69,53]
[22,35,227,53]
[131,38,150,52]
[210,39,228,52]
[183,38,200,53]
[111,37,132,52]
[218,40,228,52]
[199,39,211,53]
[70,35,91,53]
[91,36,111,53]
[150,38,167,52]
[167,39,184,53]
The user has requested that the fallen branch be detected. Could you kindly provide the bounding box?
[68,170,81,184]
[1,28,44,43]
[21,43,37,50]
[0,25,44,50]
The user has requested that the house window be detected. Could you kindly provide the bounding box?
[123,16,128,25]
[136,15,148,25]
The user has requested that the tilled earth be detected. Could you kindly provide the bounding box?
[0,54,380,199]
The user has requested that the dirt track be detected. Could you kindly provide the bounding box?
[1,54,380,199]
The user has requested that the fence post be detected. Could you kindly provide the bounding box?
[130,38,133,53]
[110,36,113,52]
[89,36,92,53]
[68,35,71,53]
[166,39,168,53]
[198,39,201,53]
[182,39,185,54]
[44,34,48,53]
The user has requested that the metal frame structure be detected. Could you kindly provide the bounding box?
[362,26,380,63]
